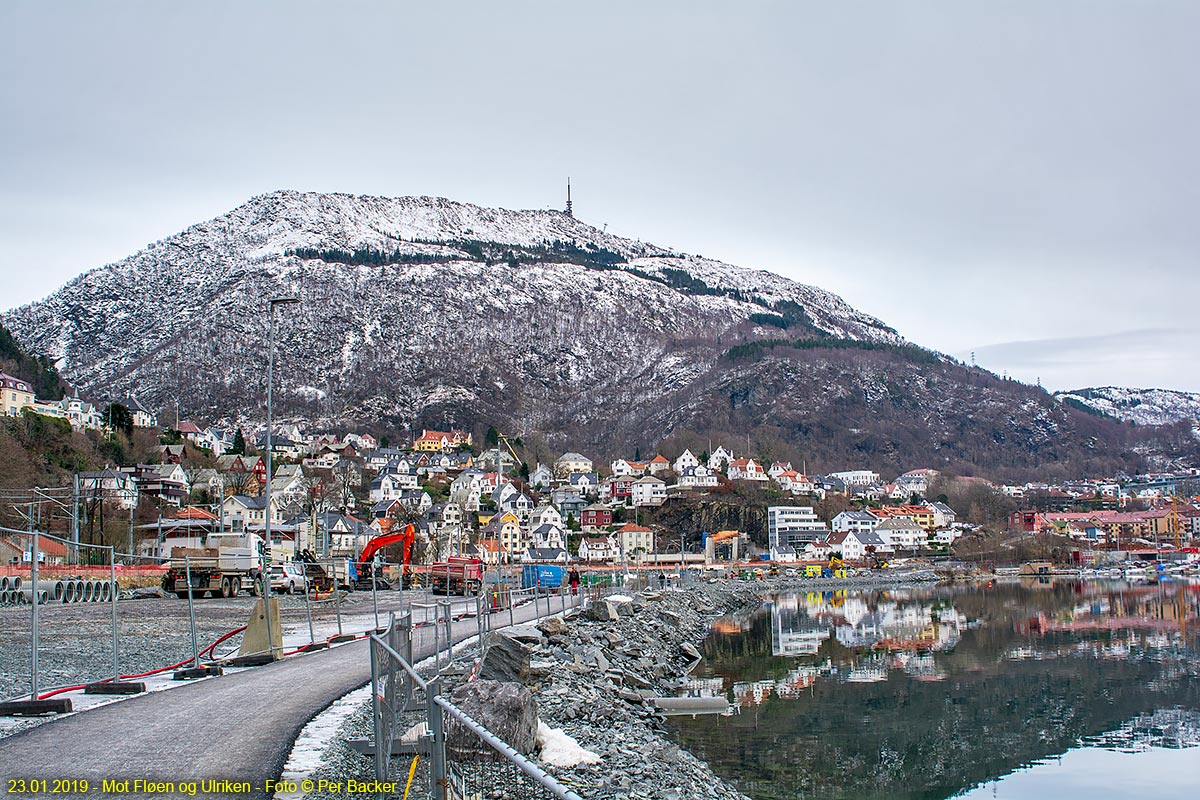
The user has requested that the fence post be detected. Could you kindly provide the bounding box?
[443,600,452,662]
[29,524,40,701]
[371,561,380,632]
[427,677,448,800]
[304,580,316,646]
[335,567,344,638]
[185,555,199,668]
[432,603,441,670]
[110,546,119,680]
[369,637,386,785]
[475,595,483,653]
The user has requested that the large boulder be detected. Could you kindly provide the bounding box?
[479,630,533,682]
[447,680,538,757]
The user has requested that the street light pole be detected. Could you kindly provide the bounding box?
[263,296,299,659]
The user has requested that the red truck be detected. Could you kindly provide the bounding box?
[429,556,483,596]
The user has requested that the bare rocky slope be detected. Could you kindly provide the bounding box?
[5,190,1196,480]
[1055,386,1200,427]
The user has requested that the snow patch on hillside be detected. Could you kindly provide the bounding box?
[1055,387,1200,426]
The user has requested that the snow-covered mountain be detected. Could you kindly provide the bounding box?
[1055,387,1200,426]
[4,190,1196,477]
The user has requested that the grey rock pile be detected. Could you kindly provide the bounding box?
[515,583,758,800]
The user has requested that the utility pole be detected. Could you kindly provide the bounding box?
[263,296,299,660]
[70,473,79,565]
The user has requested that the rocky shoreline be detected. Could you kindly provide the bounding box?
[304,573,940,799]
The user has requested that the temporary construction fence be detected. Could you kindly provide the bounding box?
[0,541,426,712]
[362,609,584,800]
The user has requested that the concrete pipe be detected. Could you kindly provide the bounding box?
[37,580,65,601]
[21,588,50,605]
[62,581,77,603]
[71,579,85,602]
[92,581,104,602]
[12,590,26,605]
[0,576,9,591]
[6,576,20,593]
[0,590,10,604]
[81,581,95,603]
[103,581,114,602]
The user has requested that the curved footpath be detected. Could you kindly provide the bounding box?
[0,598,574,799]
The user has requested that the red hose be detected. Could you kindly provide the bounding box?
[34,625,248,700]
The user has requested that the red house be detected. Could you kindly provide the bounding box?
[580,503,613,531]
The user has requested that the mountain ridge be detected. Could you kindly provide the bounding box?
[1055,386,1200,427]
[4,190,1196,480]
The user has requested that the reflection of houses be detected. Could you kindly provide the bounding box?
[771,595,833,656]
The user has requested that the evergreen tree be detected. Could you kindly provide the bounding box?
[230,428,246,455]
[103,403,134,438]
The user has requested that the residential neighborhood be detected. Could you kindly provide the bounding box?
[5,375,1200,571]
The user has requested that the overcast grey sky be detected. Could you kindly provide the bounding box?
[2,1,1197,392]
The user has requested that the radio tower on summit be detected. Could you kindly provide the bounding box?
[564,178,573,218]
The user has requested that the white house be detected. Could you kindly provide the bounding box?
[614,523,655,558]
[827,529,891,561]
[528,504,563,530]
[875,517,924,550]
[673,449,700,474]
[768,461,794,480]
[528,523,567,551]
[222,494,286,534]
[831,510,882,534]
[926,502,957,528]
[610,459,646,477]
[529,464,555,489]
[677,465,719,489]
[555,452,594,477]
[567,472,601,497]
[707,446,735,472]
[578,534,619,562]
[647,455,672,476]
[828,470,881,487]
[369,470,419,503]
[728,458,768,482]
[631,475,667,507]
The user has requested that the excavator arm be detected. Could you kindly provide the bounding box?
[357,523,417,568]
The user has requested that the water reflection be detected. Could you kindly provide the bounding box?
[669,581,1200,800]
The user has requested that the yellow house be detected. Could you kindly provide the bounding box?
[1,372,35,417]
[414,429,452,452]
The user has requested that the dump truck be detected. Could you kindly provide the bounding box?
[161,532,266,598]
[429,556,485,595]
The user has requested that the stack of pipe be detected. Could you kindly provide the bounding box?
[0,576,119,605]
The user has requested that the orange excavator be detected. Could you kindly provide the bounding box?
[353,521,418,589]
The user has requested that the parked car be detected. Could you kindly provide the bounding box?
[269,563,308,594]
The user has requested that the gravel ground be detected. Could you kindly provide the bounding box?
[0,587,431,701]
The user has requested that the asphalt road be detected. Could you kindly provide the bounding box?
[0,594,578,799]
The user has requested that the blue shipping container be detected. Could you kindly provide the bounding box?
[522,564,565,589]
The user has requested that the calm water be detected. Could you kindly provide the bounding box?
[668,580,1200,800]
